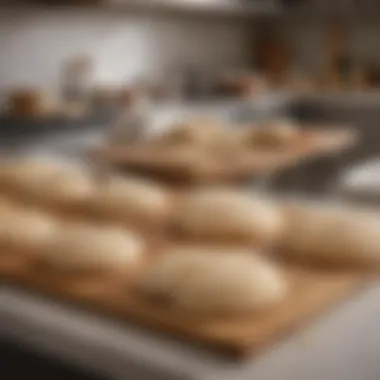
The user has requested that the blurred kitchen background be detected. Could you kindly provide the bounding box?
[3,0,380,95]
[1,0,380,192]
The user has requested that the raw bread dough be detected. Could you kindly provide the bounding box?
[0,197,16,213]
[0,158,60,181]
[280,201,380,268]
[36,168,96,207]
[157,145,206,164]
[158,118,221,146]
[245,120,298,148]
[173,189,283,245]
[90,176,169,224]
[0,159,68,195]
[137,246,288,315]
[0,159,96,207]
[159,123,201,145]
[0,208,58,253]
[41,223,144,272]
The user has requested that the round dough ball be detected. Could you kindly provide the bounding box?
[159,145,206,163]
[0,159,66,195]
[35,168,96,207]
[173,189,283,245]
[0,208,58,253]
[280,201,380,268]
[147,144,207,172]
[0,197,16,213]
[205,127,244,155]
[90,177,170,224]
[280,202,341,262]
[41,224,144,272]
[137,247,288,315]
[158,118,221,146]
[159,123,201,145]
[245,120,298,148]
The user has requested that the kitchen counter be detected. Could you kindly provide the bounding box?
[1,93,380,379]
[2,283,380,380]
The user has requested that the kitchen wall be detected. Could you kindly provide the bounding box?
[0,8,251,93]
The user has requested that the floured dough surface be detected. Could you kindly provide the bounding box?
[0,208,58,253]
[155,145,209,166]
[0,197,16,213]
[90,176,170,224]
[244,120,298,148]
[173,189,283,245]
[36,168,96,207]
[280,201,380,268]
[158,119,221,147]
[41,223,144,272]
[0,159,62,186]
[0,159,81,200]
[137,246,288,315]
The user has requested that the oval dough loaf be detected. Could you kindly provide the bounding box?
[41,223,144,272]
[137,247,288,315]
[173,189,283,245]
[0,208,58,253]
[159,119,221,147]
[280,201,380,268]
[0,159,70,198]
[245,120,298,148]
[90,176,170,224]
[0,197,16,214]
[35,168,96,207]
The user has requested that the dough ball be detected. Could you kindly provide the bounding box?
[245,120,298,148]
[280,201,380,268]
[280,202,341,262]
[153,146,219,178]
[0,159,67,195]
[205,128,244,155]
[173,189,283,245]
[158,118,221,146]
[137,247,288,315]
[160,145,206,163]
[0,197,16,213]
[35,168,96,207]
[41,223,144,272]
[0,208,58,253]
[147,145,206,172]
[90,176,170,224]
[159,123,200,145]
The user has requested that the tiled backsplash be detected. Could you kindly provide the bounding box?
[0,8,250,92]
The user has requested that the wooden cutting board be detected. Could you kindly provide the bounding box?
[0,251,366,358]
[92,130,356,186]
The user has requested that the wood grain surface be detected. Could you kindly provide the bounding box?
[0,250,366,358]
[91,130,356,185]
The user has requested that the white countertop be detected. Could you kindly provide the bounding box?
[338,158,380,204]
[1,97,380,379]
[2,283,380,380]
